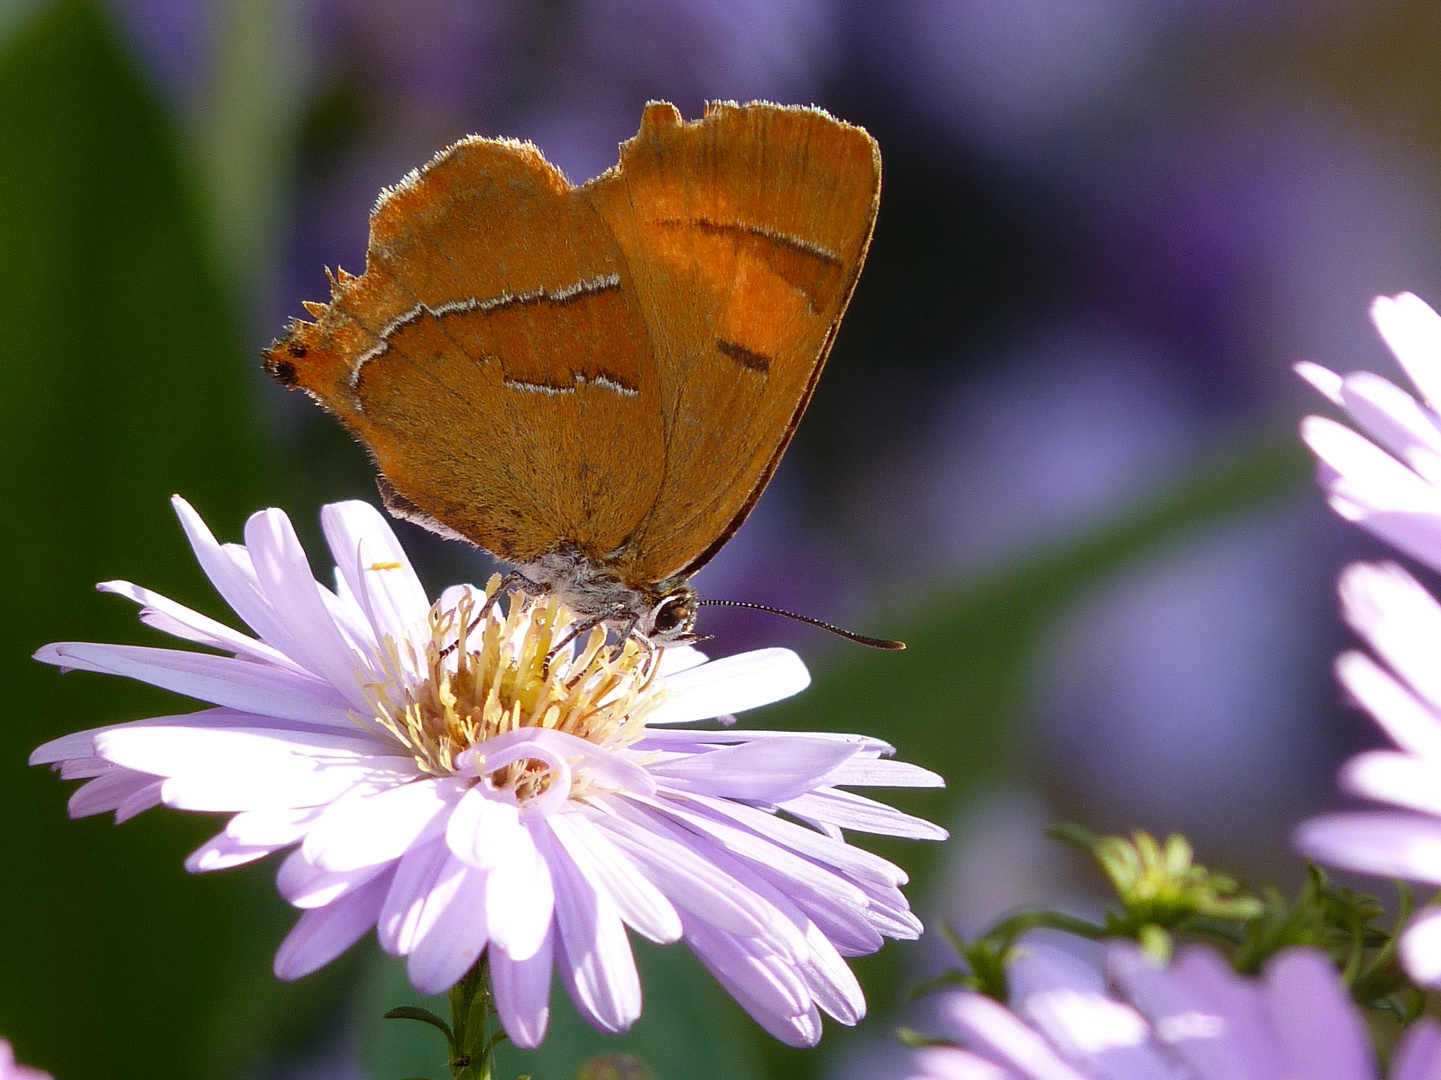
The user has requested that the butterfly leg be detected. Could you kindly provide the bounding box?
[544,603,630,673]
[439,570,550,660]
[478,569,548,621]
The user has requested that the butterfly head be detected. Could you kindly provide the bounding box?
[640,582,700,645]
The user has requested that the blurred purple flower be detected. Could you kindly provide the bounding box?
[1295,561,1441,984]
[0,1040,50,1080]
[852,0,1157,158]
[905,939,1441,1079]
[1294,292,1441,987]
[516,0,837,184]
[309,0,524,110]
[106,0,215,101]
[1297,293,1441,569]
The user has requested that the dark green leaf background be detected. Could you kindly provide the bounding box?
[0,4,1312,1078]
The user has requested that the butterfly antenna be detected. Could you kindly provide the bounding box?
[699,599,905,650]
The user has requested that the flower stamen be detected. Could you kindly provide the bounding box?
[362,578,666,803]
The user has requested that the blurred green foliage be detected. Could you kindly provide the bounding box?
[0,3,1312,1079]
[0,2,343,1077]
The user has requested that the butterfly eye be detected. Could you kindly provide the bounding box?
[650,594,695,636]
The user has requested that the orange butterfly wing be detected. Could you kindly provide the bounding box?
[266,103,879,582]
[585,102,880,584]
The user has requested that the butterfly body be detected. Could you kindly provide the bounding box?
[266,101,880,643]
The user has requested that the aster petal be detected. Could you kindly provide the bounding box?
[1295,360,1345,405]
[1302,418,1441,573]
[223,804,328,847]
[823,756,945,788]
[1295,811,1441,884]
[794,919,865,1025]
[933,991,1090,1080]
[853,878,924,941]
[540,825,642,1034]
[1337,372,1441,484]
[35,642,355,727]
[1402,909,1441,986]
[550,810,681,944]
[1337,371,1437,454]
[1261,948,1373,1080]
[116,779,166,823]
[407,863,491,996]
[681,914,817,1046]
[780,788,949,840]
[1343,512,1441,578]
[97,579,310,673]
[1372,292,1441,411]
[170,496,299,649]
[1341,751,1441,815]
[185,829,281,871]
[377,836,455,955]
[491,926,555,1050]
[467,727,654,802]
[321,500,431,646]
[801,897,884,958]
[66,769,161,819]
[646,648,810,725]
[244,508,375,710]
[685,791,909,887]
[657,645,709,677]
[741,858,881,971]
[909,1046,1012,1080]
[1303,416,1441,516]
[635,728,894,754]
[483,821,553,962]
[58,757,112,779]
[446,785,527,869]
[277,849,389,909]
[642,796,870,912]
[305,777,459,871]
[591,801,775,937]
[1393,1017,1441,1080]
[1008,949,1168,1079]
[648,737,859,802]
[1340,562,1441,711]
[1335,651,1441,758]
[31,707,357,767]
[274,871,389,981]
[95,726,416,811]
[1112,943,1280,1079]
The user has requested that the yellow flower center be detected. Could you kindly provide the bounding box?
[361,578,665,802]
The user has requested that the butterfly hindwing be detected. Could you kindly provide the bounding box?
[583,102,881,583]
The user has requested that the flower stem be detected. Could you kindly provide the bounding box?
[448,958,505,1080]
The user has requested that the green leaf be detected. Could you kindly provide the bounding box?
[384,1006,456,1050]
[0,3,328,1078]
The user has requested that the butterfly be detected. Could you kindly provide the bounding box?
[264,101,883,646]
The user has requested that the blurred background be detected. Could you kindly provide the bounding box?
[2,0,1438,1077]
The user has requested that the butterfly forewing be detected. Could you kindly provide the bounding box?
[271,138,666,563]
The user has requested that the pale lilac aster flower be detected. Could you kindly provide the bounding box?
[1293,559,1441,986]
[0,1040,51,1080]
[31,498,945,1048]
[1293,291,1441,988]
[905,938,1441,1080]
[1295,291,1441,572]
